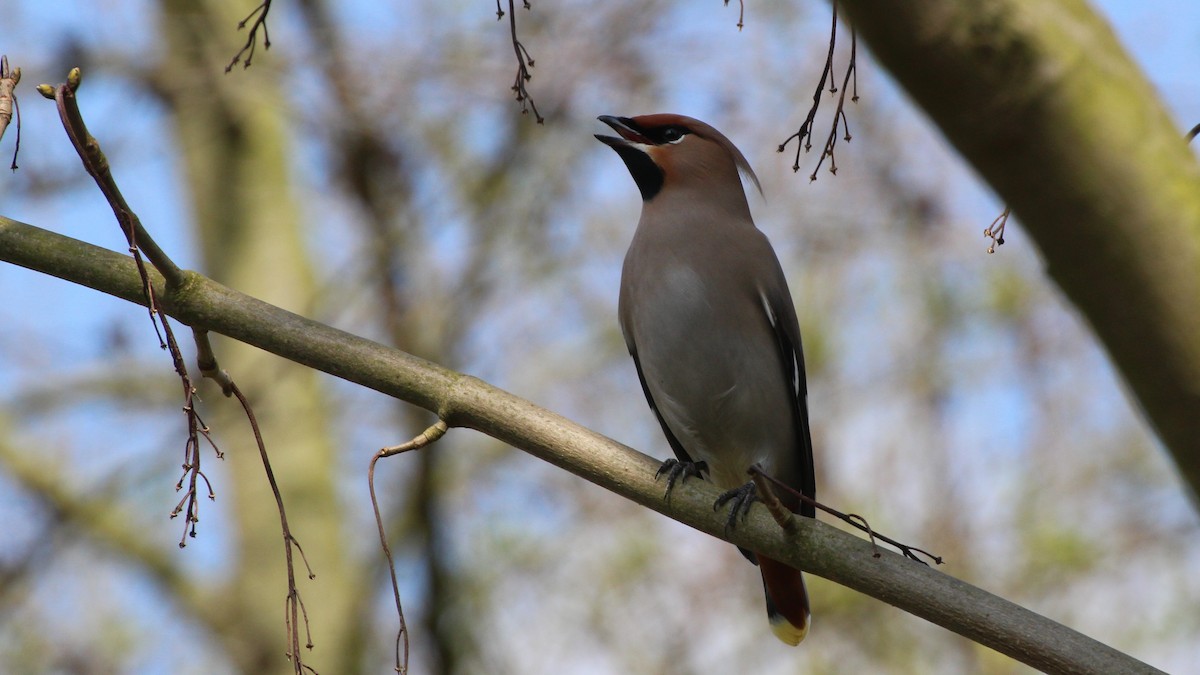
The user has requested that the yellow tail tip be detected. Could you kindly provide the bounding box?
[770,612,810,646]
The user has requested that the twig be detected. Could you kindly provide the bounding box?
[779,4,836,163]
[38,70,305,671]
[226,0,274,72]
[984,206,1011,254]
[748,466,942,565]
[167,329,220,548]
[37,70,184,286]
[808,26,857,180]
[369,420,449,675]
[230,383,317,675]
[193,328,236,396]
[749,466,797,533]
[0,55,21,169]
[777,6,860,180]
[38,69,225,548]
[503,0,543,123]
[1187,123,1200,144]
[723,0,747,30]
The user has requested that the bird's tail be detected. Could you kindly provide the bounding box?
[759,555,810,645]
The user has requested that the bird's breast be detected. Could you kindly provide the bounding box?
[620,254,795,487]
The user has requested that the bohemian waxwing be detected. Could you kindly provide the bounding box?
[596,114,816,645]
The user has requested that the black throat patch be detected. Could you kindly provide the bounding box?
[612,144,664,201]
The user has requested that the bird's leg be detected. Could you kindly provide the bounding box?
[714,481,758,533]
[655,458,708,501]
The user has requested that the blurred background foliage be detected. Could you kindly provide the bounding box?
[0,1,1197,673]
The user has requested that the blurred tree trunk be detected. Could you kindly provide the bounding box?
[839,0,1200,499]
[157,1,353,671]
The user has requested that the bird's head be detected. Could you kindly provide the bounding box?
[595,114,761,204]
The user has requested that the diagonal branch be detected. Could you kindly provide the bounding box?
[37,70,182,286]
[0,216,1165,675]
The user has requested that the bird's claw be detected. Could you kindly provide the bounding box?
[714,482,758,534]
[655,458,708,501]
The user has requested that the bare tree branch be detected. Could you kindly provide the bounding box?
[0,217,1165,675]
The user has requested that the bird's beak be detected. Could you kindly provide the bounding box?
[595,115,653,147]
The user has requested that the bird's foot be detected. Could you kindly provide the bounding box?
[714,481,758,534]
[655,458,708,501]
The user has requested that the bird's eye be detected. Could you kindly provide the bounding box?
[661,127,686,143]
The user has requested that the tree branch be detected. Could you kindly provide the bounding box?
[0,215,1163,675]
[836,0,1200,500]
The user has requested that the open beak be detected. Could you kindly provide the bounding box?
[595,115,653,147]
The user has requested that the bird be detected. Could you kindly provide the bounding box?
[595,114,816,645]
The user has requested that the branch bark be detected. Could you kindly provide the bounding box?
[0,215,1163,675]
[837,0,1200,500]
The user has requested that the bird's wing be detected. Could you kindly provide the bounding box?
[761,286,817,517]
[629,347,700,468]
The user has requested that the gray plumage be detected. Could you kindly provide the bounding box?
[596,114,815,645]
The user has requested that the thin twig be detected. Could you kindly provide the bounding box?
[749,466,797,533]
[0,56,21,169]
[369,419,449,675]
[193,328,236,396]
[230,382,318,675]
[39,69,225,548]
[8,80,20,172]
[984,206,1011,254]
[723,0,746,30]
[808,26,857,181]
[747,466,942,565]
[166,324,214,548]
[777,7,861,180]
[778,5,837,167]
[226,0,274,72]
[39,70,307,672]
[503,0,543,123]
[41,70,184,285]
